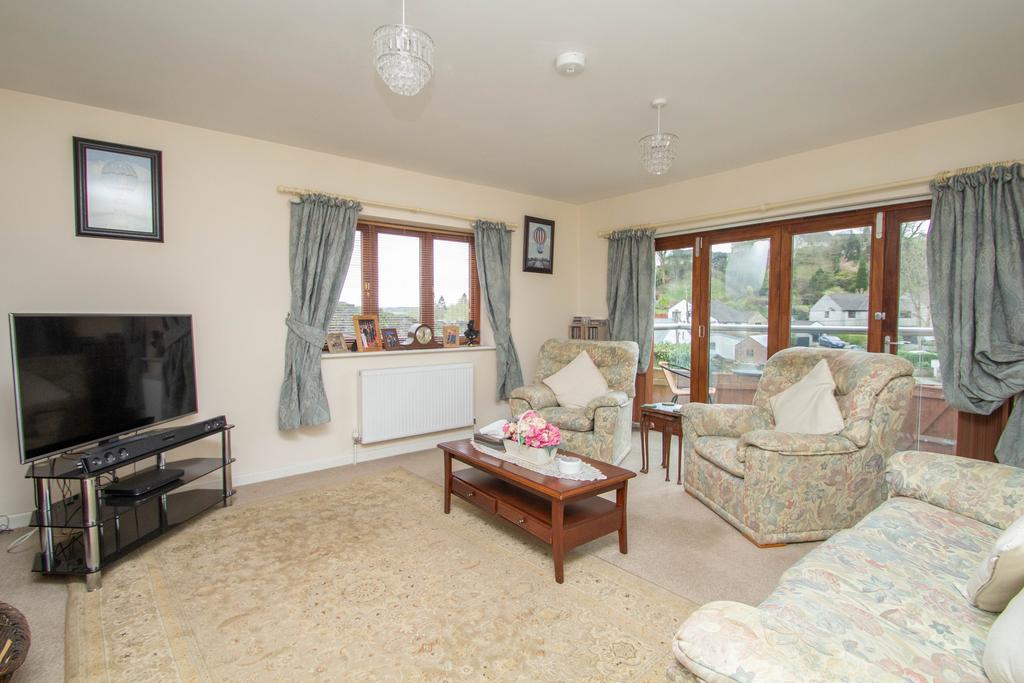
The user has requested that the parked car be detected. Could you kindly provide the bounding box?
[818,334,847,348]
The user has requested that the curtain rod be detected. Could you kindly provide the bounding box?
[276,185,518,230]
[598,158,1023,238]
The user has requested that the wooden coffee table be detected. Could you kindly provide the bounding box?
[438,439,635,584]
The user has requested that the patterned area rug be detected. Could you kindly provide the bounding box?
[65,468,697,681]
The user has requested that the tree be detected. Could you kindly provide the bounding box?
[855,257,868,291]
[807,268,832,303]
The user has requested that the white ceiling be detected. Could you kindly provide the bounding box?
[1,1,1022,202]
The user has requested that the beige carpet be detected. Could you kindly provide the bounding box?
[65,468,698,682]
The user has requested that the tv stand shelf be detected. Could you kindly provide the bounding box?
[26,420,234,591]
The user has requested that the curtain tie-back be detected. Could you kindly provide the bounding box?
[286,313,327,349]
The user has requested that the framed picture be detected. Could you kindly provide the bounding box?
[523,216,554,274]
[381,327,401,351]
[325,332,349,354]
[442,324,461,348]
[73,137,163,242]
[353,315,381,352]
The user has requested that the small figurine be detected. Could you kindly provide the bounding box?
[463,320,480,346]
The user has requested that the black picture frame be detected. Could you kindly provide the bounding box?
[74,137,163,242]
[523,215,555,274]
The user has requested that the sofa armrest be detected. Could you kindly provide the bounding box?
[739,430,858,458]
[584,390,629,419]
[508,384,558,412]
[886,450,1024,530]
[673,602,903,683]
[680,403,773,438]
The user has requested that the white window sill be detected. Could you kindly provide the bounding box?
[323,345,496,359]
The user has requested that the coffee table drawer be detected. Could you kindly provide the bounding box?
[452,476,497,513]
[497,501,551,543]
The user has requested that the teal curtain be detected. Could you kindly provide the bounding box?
[278,194,362,430]
[473,220,524,400]
[606,229,657,373]
[928,163,1024,466]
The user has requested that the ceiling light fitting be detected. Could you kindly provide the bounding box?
[639,97,679,176]
[373,0,434,96]
[554,52,586,76]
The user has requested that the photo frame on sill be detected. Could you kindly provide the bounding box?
[381,327,401,351]
[442,324,461,348]
[325,332,349,354]
[523,215,554,274]
[353,315,382,352]
[73,137,163,242]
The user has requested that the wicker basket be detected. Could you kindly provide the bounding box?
[0,603,30,683]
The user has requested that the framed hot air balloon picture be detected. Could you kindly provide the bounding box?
[523,215,555,274]
[73,137,164,242]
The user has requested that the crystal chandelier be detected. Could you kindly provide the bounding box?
[373,0,434,97]
[639,98,678,175]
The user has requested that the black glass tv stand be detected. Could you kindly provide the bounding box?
[25,419,235,591]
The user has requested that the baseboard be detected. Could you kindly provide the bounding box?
[1,510,33,531]
[232,452,356,487]
[355,429,473,463]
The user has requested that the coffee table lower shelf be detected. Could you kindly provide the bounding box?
[440,440,634,584]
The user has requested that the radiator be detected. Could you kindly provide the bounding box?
[357,363,474,444]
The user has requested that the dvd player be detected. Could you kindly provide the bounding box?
[104,468,185,497]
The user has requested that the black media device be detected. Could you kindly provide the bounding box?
[9,314,198,465]
[104,467,185,498]
[75,415,227,473]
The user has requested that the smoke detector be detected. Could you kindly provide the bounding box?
[554,51,586,76]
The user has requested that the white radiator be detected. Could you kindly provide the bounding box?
[357,363,474,444]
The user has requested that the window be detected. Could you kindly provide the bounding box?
[847,310,856,319]
[328,223,480,346]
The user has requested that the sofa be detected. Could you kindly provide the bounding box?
[509,339,639,464]
[671,450,1024,682]
[682,348,915,545]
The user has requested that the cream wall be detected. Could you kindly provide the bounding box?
[0,89,581,520]
[576,101,1024,316]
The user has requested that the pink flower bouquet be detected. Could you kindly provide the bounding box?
[503,410,561,450]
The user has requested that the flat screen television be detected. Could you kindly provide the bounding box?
[9,314,197,464]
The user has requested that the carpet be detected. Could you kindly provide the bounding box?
[65,468,698,681]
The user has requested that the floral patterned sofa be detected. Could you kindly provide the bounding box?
[509,339,639,464]
[671,450,1024,682]
[682,348,915,546]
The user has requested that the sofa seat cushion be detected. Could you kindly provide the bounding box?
[694,436,744,478]
[538,406,593,432]
[758,497,1000,681]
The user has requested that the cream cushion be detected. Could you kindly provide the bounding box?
[964,515,1024,612]
[542,351,610,410]
[983,587,1024,683]
[769,359,845,434]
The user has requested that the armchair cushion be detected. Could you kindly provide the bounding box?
[963,515,1024,612]
[508,384,558,412]
[583,390,630,419]
[541,350,609,409]
[769,359,844,434]
[681,403,773,439]
[537,406,593,432]
[694,437,744,478]
[886,450,1024,530]
[738,430,858,458]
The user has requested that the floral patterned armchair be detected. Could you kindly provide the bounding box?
[509,339,639,464]
[681,347,915,546]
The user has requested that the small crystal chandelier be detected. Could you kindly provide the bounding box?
[639,98,679,175]
[373,0,434,97]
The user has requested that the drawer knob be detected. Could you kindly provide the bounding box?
[515,518,526,525]
[465,491,475,498]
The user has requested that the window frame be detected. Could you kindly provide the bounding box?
[344,220,481,348]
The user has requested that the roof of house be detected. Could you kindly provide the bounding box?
[710,301,756,324]
[819,292,869,311]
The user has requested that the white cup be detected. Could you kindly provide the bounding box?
[556,456,583,475]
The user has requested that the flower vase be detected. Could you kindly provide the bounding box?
[504,440,555,465]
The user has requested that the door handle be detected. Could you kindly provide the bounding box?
[883,335,909,349]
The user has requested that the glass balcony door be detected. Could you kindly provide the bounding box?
[653,242,696,405]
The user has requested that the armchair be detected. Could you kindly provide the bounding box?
[681,347,915,545]
[510,339,639,464]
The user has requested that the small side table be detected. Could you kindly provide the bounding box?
[639,404,683,484]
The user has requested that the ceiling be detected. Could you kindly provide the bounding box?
[1,1,1022,203]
